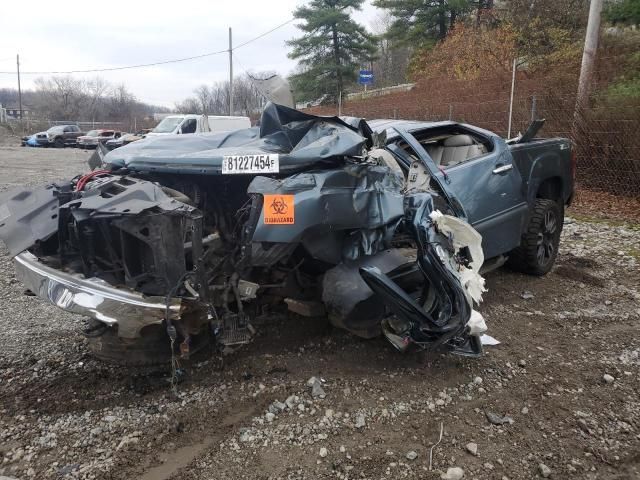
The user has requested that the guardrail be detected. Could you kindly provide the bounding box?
[345,83,415,101]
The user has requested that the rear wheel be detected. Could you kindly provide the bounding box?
[507,199,562,276]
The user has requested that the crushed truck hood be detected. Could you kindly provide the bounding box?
[102,102,373,175]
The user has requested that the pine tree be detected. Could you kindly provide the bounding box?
[287,0,378,102]
[374,0,474,45]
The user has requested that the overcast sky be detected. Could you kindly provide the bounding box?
[0,0,380,108]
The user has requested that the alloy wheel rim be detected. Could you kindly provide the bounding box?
[536,210,557,266]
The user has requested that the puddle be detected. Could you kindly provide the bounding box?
[139,437,216,480]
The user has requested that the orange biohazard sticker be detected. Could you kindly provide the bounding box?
[263,194,295,225]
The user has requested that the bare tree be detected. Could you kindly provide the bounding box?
[176,72,277,117]
[369,12,412,88]
[193,85,212,114]
[174,97,201,114]
[5,75,169,129]
[106,84,136,122]
[34,76,85,120]
[85,76,112,122]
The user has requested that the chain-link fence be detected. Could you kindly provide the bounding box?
[2,117,156,138]
[304,55,640,198]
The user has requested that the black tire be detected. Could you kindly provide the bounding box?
[53,137,65,148]
[507,199,563,276]
[86,323,210,367]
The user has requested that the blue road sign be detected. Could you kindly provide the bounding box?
[358,70,374,85]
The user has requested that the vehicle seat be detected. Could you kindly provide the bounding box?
[424,144,444,165]
[440,134,486,167]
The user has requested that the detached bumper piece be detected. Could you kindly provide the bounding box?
[359,193,485,357]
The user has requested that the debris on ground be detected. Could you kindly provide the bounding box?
[441,466,465,480]
[485,411,515,425]
[480,334,500,345]
[308,376,327,398]
[465,442,478,456]
[539,463,552,478]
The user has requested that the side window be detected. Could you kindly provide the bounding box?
[181,119,197,134]
[63,126,71,133]
[115,132,121,138]
[407,128,493,169]
[438,134,489,169]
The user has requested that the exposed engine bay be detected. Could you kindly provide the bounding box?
[0,103,488,360]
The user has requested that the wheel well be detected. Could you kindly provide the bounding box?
[536,177,563,203]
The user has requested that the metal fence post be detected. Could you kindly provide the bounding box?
[531,95,537,122]
[507,58,517,138]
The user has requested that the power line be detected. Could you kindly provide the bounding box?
[233,53,270,101]
[0,18,294,75]
[234,18,295,50]
[0,49,229,75]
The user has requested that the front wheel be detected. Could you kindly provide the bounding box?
[54,137,65,148]
[507,199,562,276]
[85,322,211,366]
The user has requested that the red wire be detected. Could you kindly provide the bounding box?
[76,170,110,191]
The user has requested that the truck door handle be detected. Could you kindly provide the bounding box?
[492,164,513,174]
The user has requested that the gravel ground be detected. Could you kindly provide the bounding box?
[0,144,639,480]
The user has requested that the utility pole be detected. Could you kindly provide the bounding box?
[575,0,603,118]
[17,54,23,120]
[228,27,233,116]
[507,58,517,138]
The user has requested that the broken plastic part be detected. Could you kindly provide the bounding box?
[429,210,487,304]
[467,310,488,336]
[237,279,259,300]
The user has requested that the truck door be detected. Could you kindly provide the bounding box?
[438,136,528,259]
[392,129,528,260]
[179,118,197,134]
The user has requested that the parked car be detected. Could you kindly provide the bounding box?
[104,129,152,151]
[21,125,83,148]
[21,135,41,147]
[0,103,574,365]
[77,129,121,149]
[147,114,250,137]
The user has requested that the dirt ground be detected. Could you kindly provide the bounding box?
[0,143,639,480]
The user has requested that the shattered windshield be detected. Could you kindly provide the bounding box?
[152,117,183,133]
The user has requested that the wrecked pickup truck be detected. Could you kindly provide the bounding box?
[0,104,574,364]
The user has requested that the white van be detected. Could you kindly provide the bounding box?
[207,115,252,132]
[147,114,251,136]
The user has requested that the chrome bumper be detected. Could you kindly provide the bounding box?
[14,252,181,338]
